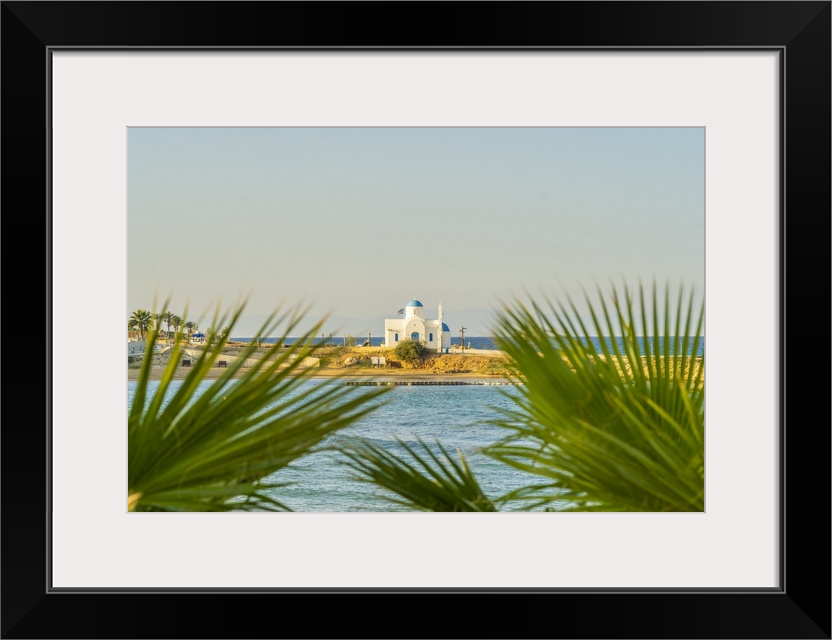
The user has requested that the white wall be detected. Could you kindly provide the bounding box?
[405,305,425,320]
[384,315,451,349]
[127,341,162,355]
[384,318,403,346]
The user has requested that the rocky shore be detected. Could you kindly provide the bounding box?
[127,345,512,381]
[127,343,702,383]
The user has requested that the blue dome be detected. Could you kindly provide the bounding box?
[441,323,450,332]
[406,299,424,308]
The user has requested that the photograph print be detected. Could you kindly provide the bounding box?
[127,126,705,513]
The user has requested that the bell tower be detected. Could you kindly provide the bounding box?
[437,302,443,353]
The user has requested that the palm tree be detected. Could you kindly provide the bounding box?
[203,326,231,345]
[184,320,198,343]
[153,312,169,342]
[340,281,704,512]
[170,315,183,343]
[158,311,173,341]
[204,326,226,345]
[128,309,153,341]
[128,302,389,512]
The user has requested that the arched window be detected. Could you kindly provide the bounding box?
[411,332,419,341]
[394,333,398,342]
[429,333,433,342]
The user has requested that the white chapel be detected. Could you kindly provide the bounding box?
[384,299,451,353]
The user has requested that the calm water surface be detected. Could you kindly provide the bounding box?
[128,380,543,512]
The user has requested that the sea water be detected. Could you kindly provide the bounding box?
[269,382,537,512]
[127,379,546,512]
[128,335,703,512]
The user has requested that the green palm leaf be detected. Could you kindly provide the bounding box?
[485,281,704,512]
[128,302,389,512]
[340,437,498,512]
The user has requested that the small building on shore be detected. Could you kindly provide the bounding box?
[384,299,451,353]
[127,340,161,355]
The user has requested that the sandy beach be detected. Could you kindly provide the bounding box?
[128,345,512,382]
[127,344,701,383]
[127,368,512,383]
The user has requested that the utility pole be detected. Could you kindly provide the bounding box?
[460,326,467,354]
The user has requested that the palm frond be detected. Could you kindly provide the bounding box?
[486,281,704,512]
[128,302,390,512]
[340,437,498,512]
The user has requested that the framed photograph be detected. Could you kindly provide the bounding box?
[122,124,708,518]
[3,2,829,638]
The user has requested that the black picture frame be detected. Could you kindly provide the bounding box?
[2,2,829,638]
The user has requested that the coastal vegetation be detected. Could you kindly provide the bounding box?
[128,303,388,511]
[155,311,172,338]
[127,309,153,341]
[341,281,704,512]
[342,438,498,512]
[184,320,198,341]
[127,281,704,512]
[393,338,426,365]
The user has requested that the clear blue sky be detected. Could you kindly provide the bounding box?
[128,127,704,336]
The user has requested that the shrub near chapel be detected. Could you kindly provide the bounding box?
[394,338,425,365]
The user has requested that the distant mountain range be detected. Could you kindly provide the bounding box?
[435,307,503,337]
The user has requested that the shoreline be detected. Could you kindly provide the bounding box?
[128,345,511,382]
[127,346,701,383]
[127,366,511,383]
